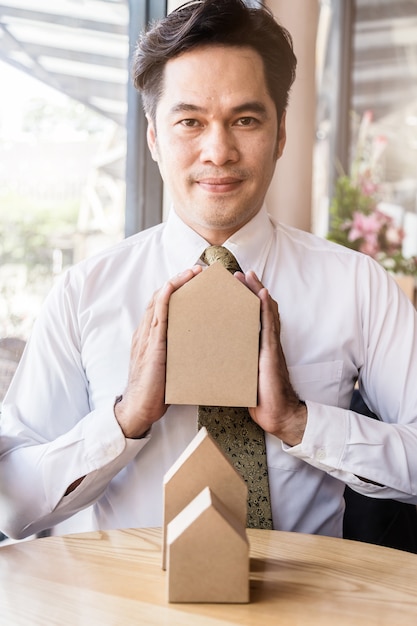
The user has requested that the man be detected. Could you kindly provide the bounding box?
[1,0,417,540]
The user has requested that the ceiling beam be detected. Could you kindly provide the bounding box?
[0,5,126,35]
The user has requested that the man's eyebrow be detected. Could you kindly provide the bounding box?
[169,103,205,114]
[231,102,268,117]
[169,101,269,116]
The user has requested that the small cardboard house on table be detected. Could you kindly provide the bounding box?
[167,486,249,603]
[165,261,260,407]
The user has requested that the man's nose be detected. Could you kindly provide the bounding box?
[199,124,239,165]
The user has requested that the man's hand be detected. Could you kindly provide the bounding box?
[114,266,202,439]
[235,270,307,446]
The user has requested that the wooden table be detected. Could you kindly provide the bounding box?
[1,527,417,625]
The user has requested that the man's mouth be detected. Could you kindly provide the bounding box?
[196,177,243,193]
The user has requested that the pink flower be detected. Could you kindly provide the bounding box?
[385,225,404,247]
[359,178,378,197]
[359,237,379,257]
[347,209,404,259]
[348,211,381,242]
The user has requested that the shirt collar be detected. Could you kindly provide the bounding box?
[162,208,209,275]
[223,206,274,279]
[162,205,274,279]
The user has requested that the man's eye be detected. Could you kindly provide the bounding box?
[236,117,257,126]
[180,119,200,127]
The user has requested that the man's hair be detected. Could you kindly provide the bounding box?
[132,0,297,124]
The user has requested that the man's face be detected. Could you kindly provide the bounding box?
[147,45,286,245]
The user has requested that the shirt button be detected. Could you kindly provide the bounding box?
[316,447,326,461]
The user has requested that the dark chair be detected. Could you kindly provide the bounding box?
[343,390,417,553]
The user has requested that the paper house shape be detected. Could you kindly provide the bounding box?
[165,262,260,407]
[167,486,249,603]
[162,427,247,570]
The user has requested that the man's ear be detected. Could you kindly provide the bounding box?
[276,111,287,160]
[146,115,158,162]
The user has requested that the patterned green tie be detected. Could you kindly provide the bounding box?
[197,245,273,529]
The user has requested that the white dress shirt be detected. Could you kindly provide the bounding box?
[1,206,417,539]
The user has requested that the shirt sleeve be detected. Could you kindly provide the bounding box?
[0,269,149,540]
[286,257,417,503]
[285,401,417,501]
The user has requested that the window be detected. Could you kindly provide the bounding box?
[314,0,417,262]
[0,1,129,339]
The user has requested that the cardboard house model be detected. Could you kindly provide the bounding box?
[167,486,249,603]
[162,427,248,570]
[165,262,260,407]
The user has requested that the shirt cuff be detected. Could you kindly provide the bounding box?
[43,405,150,509]
[283,400,348,472]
